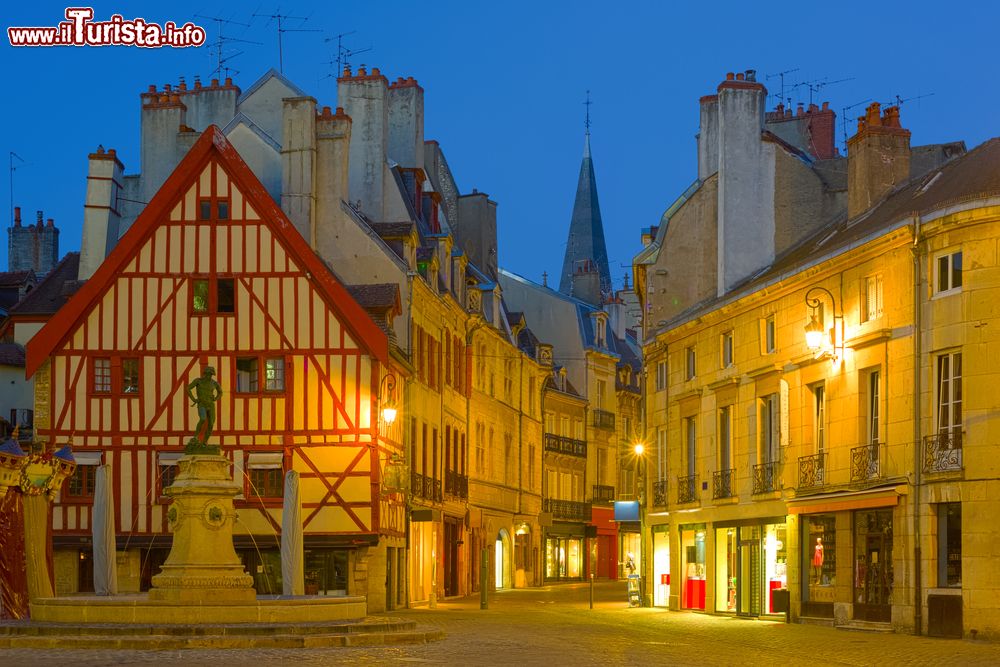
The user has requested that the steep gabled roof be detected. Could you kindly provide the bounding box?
[26,127,389,376]
[8,253,81,317]
[559,133,612,296]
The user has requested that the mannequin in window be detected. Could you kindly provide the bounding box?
[812,537,824,584]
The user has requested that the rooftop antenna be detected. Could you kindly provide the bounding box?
[802,76,854,106]
[840,98,872,152]
[324,31,372,76]
[252,10,321,73]
[9,151,25,228]
[766,68,799,107]
[195,14,261,80]
[885,92,935,108]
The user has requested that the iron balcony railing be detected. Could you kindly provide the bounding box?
[798,453,826,489]
[924,431,963,473]
[445,470,468,498]
[592,409,616,431]
[652,479,668,507]
[677,474,698,504]
[411,470,423,498]
[543,498,591,522]
[752,461,778,494]
[713,468,736,499]
[432,479,443,502]
[851,443,881,482]
[543,433,587,458]
[592,484,615,503]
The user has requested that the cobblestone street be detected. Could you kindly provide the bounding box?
[3,582,999,666]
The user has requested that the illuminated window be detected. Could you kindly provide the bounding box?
[720,331,734,368]
[862,274,883,321]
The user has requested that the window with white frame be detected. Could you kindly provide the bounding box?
[656,426,669,481]
[760,394,779,464]
[812,383,826,453]
[721,331,734,368]
[544,412,555,434]
[655,360,667,392]
[686,346,696,380]
[936,351,962,437]
[246,452,284,499]
[685,417,696,477]
[719,406,732,470]
[866,369,881,446]
[595,379,606,410]
[862,274,883,322]
[158,452,182,498]
[763,315,776,354]
[935,251,963,294]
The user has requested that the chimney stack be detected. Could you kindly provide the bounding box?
[338,66,389,221]
[280,96,318,243]
[315,105,353,261]
[80,146,124,279]
[388,77,425,170]
[847,103,911,218]
[13,207,20,227]
[570,259,602,306]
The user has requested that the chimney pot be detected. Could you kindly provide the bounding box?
[322,105,331,117]
[108,148,116,156]
[808,103,819,112]
[13,207,20,225]
[159,93,168,104]
[736,72,745,81]
[797,103,804,117]
[822,101,829,111]
[164,83,172,92]
[358,66,367,76]
[745,69,756,82]
[726,72,735,81]
[224,77,232,86]
[343,66,351,77]
[46,218,54,227]
[211,78,219,87]
[785,108,792,118]
[147,84,156,93]
[371,67,380,76]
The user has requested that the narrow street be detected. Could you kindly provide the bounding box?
[4,582,999,666]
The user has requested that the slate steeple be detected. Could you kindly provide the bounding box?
[559,93,612,302]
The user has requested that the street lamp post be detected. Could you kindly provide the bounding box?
[803,286,843,362]
[632,442,647,607]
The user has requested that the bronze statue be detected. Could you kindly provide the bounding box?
[186,366,223,454]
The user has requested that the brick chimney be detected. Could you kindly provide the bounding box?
[847,103,911,218]
[570,259,602,306]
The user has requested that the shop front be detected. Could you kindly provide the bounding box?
[713,518,788,617]
[652,525,671,607]
[545,524,585,580]
[680,524,706,610]
[853,508,893,622]
[801,513,837,618]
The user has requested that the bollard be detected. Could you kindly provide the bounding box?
[480,547,489,610]
[590,572,594,609]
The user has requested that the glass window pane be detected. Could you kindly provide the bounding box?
[217,279,235,313]
[938,256,949,292]
[192,280,209,313]
[217,201,229,220]
[122,358,140,393]
[236,357,258,392]
[265,358,285,391]
[199,200,211,220]
[953,252,962,288]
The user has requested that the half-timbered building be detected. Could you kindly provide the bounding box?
[25,127,406,608]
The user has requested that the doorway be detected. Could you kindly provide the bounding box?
[444,517,460,597]
[737,526,761,617]
[495,536,504,589]
[854,509,893,622]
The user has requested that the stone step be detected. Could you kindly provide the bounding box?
[0,617,415,637]
[836,620,894,633]
[0,625,443,650]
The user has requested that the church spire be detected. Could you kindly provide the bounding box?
[558,91,612,302]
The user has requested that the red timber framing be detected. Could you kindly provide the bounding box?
[26,126,406,544]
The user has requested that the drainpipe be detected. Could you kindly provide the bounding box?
[465,317,485,597]
[911,216,923,636]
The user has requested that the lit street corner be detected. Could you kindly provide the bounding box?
[3,581,1000,666]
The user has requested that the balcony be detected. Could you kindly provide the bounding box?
[851,444,881,483]
[652,479,668,507]
[798,453,826,490]
[752,461,778,494]
[410,472,443,502]
[543,498,591,522]
[544,433,587,458]
[592,484,615,503]
[592,409,616,431]
[677,474,698,504]
[445,470,469,499]
[713,469,736,499]
[924,431,963,473]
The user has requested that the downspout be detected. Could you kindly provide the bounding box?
[911,216,923,635]
[465,316,485,594]
[404,271,415,609]
[517,354,524,517]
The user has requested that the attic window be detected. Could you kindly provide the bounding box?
[217,201,229,220]
[199,200,211,220]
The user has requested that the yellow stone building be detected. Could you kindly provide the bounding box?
[636,84,1000,638]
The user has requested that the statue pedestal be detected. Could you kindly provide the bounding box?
[149,455,255,603]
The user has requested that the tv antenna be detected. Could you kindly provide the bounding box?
[323,31,372,77]
[841,98,873,151]
[766,68,799,107]
[884,92,935,108]
[252,10,321,73]
[9,151,25,228]
[195,15,261,80]
[801,77,854,106]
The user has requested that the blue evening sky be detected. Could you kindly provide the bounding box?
[2,2,996,287]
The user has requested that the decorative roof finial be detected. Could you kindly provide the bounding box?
[584,89,592,135]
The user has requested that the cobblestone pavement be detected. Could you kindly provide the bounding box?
[3,582,999,666]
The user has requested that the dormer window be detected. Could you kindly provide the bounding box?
[592,312,608,348]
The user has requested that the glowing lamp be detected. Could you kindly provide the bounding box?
[633,443,645,456]
[381,405,398,426]
[804,314,825,350]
